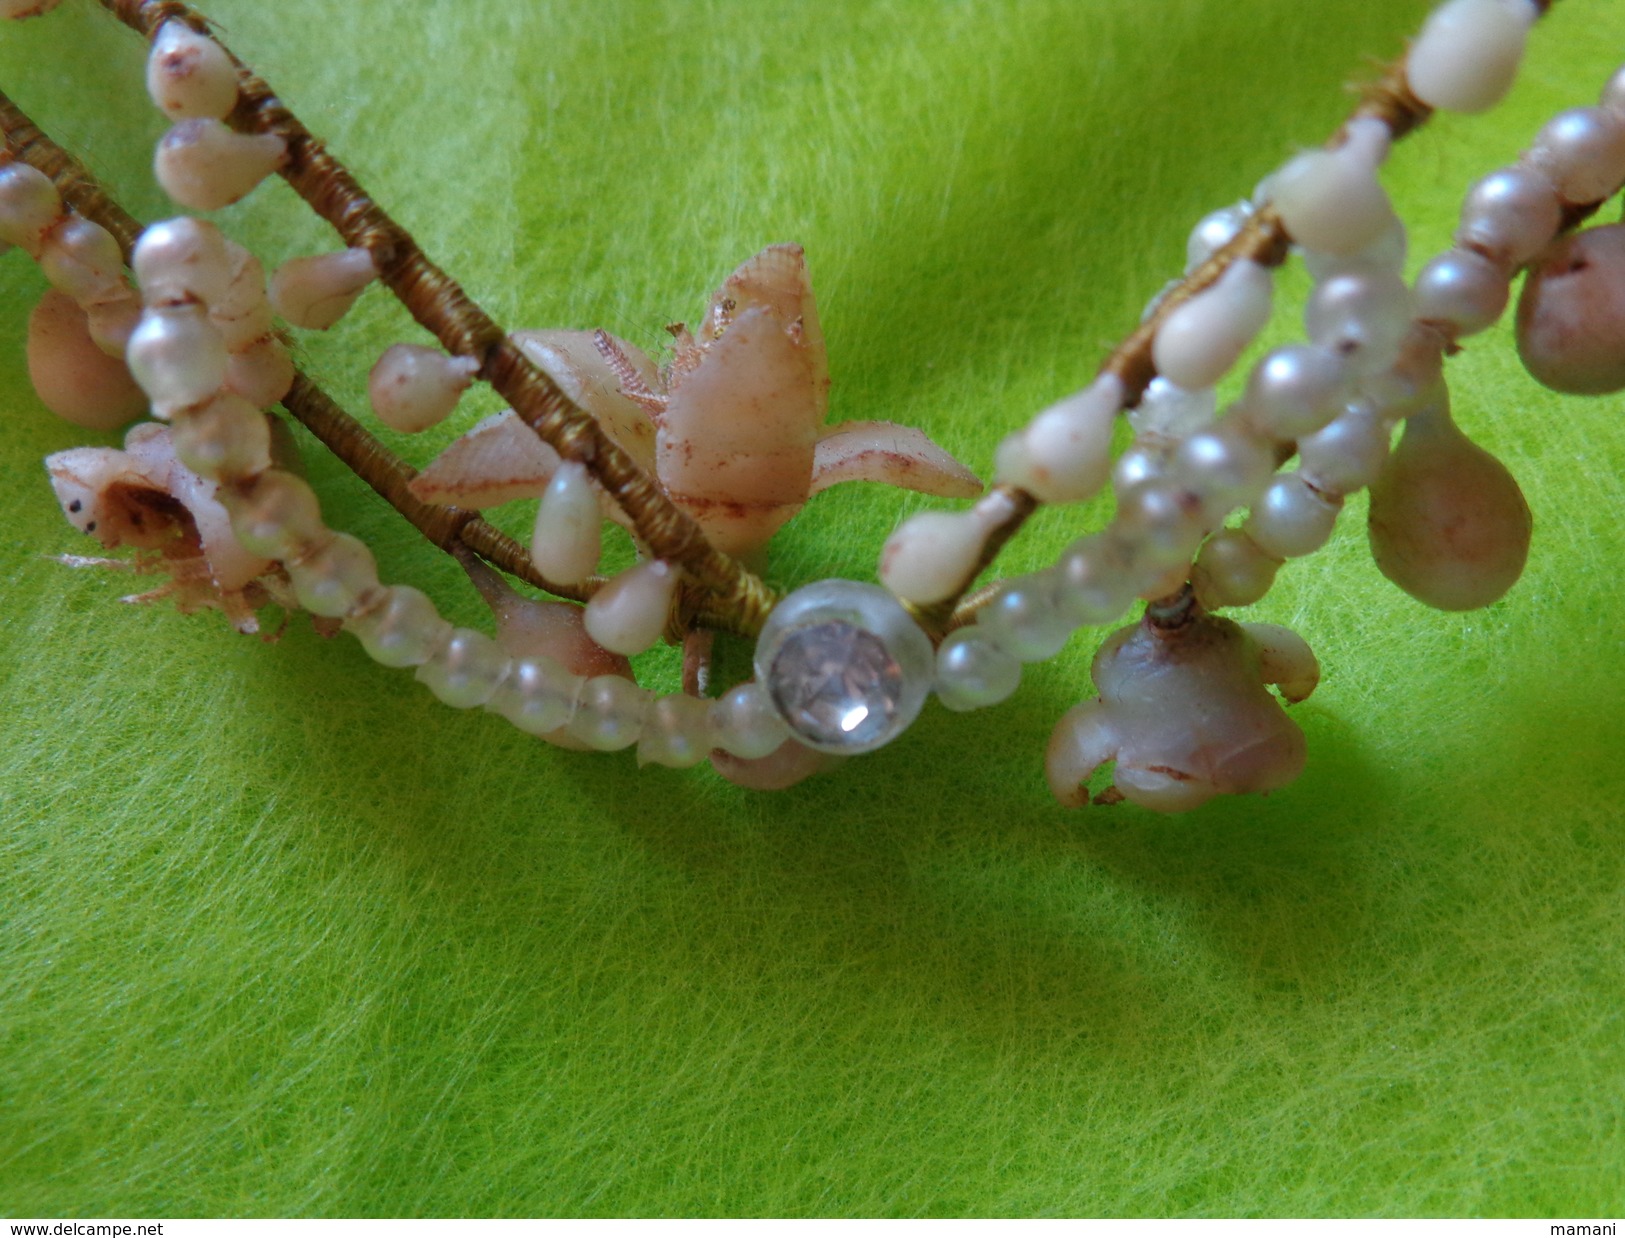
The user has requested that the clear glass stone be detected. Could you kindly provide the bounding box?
[768,621,903,749]
[753,580,934,756]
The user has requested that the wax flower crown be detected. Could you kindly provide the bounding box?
[3,0,1618,808]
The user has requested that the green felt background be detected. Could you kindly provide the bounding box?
[1,0,1623,1218]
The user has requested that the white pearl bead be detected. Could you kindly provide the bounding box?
[1112,440,1168,492]
[132,216,232,308]
[368,343,478,433]
[1456,166,1560,268]
[1168,422,1275,515]
[934,628,1021,713]
[1152,259,1272,390]
[1191,529,1282,610]
[1297,402,1393,497]
[994,374,1122,503]
[1300,213,1408,283]
[154,120,286,211]
[1526,107,1625,204]
[269,248,379,330]
[637,693,715,769]
[1239,344,1345,440]
[1054,535,1139,625]
[709,682,790,759]
[879,510,986,606]
[1305,270,1413,377]
[170,392,271,480]
[0,161,63,254]
[1185,201,1251,271]
[26,288,148,431]
[1406,0,1534,114]
[223,468,324,559]
[583,559,677,656]
[1413,246,1510,336]
[125,303,228,415]
[416,627,513,709]
[85,293,143,357]
[567,675,651,751]
[209,241,274,349]
[1270,147,1395,256]
[485,655,582,736]
[347,584,450,669]
[287,531,380,619]
[1515,223,1625,394]
[1112,480,1206,569]
[1128,377,1215,439]
[531,461,602,586]
[146,21,239,121]
[224,335,294,409]
[978,574,1072,663]
[38,215,126,307]
[1242,471,1342,559]
[1600,63,1625,116]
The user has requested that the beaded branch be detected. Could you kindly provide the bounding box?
[6,0,1623,803]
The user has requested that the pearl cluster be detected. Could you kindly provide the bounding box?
[874,0,1624,745]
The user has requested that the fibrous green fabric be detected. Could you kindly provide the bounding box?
[1,0,1622,1218]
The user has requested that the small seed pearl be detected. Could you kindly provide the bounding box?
[1456,166,1561,268]
[568,675,651,752]
[1297,402,1393,498]
[1243,471,1343,559]
[170,394,272,481]
[485,655,582,736]
[1526,106,1625,204]
[286,531,380,619]
[1304,270,1413,377]
[709,682,791,759]
[1054,534,1139,627]
[346,585,451,669]
[1112,479,1206,570]
[223,469,325,559]
[1191,529,1282,610]
[1413,247,1510,337]
[1168,422,1275,516]
[934,628,1022,713]
[125,303,229,415]
[132,216,231,307]
[637,694,715,769]
[977,574,1073,663]
[0,161,62,254]
[1185,201,1250,271]
[38,215,126,307]
[1239,344,1345,440]
[415,627,513,710]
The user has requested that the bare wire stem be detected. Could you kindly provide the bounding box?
[97,0,779,636]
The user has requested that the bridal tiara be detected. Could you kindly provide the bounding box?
[3,0,1617,809]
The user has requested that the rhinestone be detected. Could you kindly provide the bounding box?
[753,580,934,755]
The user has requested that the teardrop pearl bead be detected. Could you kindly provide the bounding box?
[583,559,677,656]
[368,343,478,432]
[269,248,379,330]
[154,120,286,211]
[531,461,602,586]
[1152,259,1273,390]
[1406,0,1533,114]
[146,20,239,121]
[1366,394,1531,611]
[1516,224,1625,395]
[1270,148,1394,256]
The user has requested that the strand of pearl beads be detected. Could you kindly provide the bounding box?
[120,215,790,768]
[879,0,1556,729]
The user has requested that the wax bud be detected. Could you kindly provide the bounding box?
[531,462,601,585]
[368,344,478,432]
[1366,391,1531,611]
[583,560,678,656]
[147,20,239,120]
[269,248,378,329]
[155,120,285,211]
